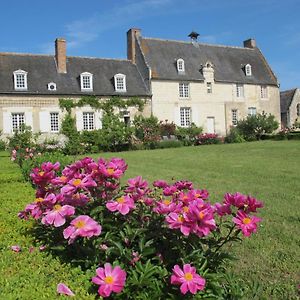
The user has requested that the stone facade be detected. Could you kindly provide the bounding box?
[280,88,300,128]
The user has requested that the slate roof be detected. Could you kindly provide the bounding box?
[0,53,150,96]
[280,89,297,113]
[139,38,278,86]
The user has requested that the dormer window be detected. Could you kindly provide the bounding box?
[13,70,28,90]
[47,82,57,91]
[80,72,93,91]
[177,59,185,73]
[245,64,252,76]
[114,74,126,92]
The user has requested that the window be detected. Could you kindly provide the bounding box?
[80,72,93,91]
[232,109,238,126]
[207,82,212,94]
[50,112,59,132]
[114,74,126,92]
[13,70,28,90]
[260,85,268,99]
[248,107,257,116]
[12,113,25,132]
[236,84,244,98]
[245,64,252,76]
[180,107,191,127]
[297,103,300,117]
[83,112,95,130]
[179,83,189,98]
[48,82,57,91]
[177,59,185,73]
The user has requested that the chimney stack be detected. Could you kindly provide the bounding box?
[243,38,256,48]
[127,28,141,64]
[55,38,67,73]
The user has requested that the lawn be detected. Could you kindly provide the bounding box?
[0,140,299,299]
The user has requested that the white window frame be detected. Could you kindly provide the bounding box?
[50,112,59,132]
[180,107,191,127]
[114,73,126,92]
[83,112,95,131]
[245,64,252,76]
[80,72,93,91]
[248,107,257,116]
[179,83,189,98]
[236,84,244,98]
[177,58,185,73]
[207,82,212,94]
[260,85,268,99]
[12,112,25,132]
[13,70,28,90]
[232,109,238,126]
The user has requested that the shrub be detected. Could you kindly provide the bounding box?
[0,139,7,150]
[157,140,183,149]
[19,156,264,299]
[175,124,203,146]
[195,133,221,145]
[236,113,279,141]
[225,127,245,143]
[159,120,176,138]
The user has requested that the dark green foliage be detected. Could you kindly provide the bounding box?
[236,113,279,141]
[0,139,6,150]
[225,127,246,143]
[157,140,183,149]
[60,114,78,138]
[175,124,203,146]
[8,125,35,150]
[159,120,176,137]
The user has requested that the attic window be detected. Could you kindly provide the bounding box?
[80,72,93,91]
[13,69,28,90]
[48,82,57,91]
[245,64,252,76]
[177,59,185,73]
[114,74,126,92]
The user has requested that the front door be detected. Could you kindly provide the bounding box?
[206,117,215,133]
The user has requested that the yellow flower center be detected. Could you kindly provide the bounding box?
[163,200,171,205]
[183,195,188,201]
[60,176,67,182]
[183,206,189,213]
[107,168,114,175]
[35,197,44,203]
[117,197,125,204]
[104,276,114,284]
[38,171,45,176]
[54,204,62,211]
[75,220,86,229]
[73,179,82,186]
[177,215,184,223]
[184,272,193,281]
[243,217,251,225]
[199,212,205,220]
[195,193,201,198]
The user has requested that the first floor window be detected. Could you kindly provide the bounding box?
[297,103,300,117]
[180,107,191,127]
[260,85,268,99]
[236,84,244,98]
[12,113,25,132]
[248,107,257,116]
[232,109,238,126]
[207,82,212,94]
[83,112,95,130]
[179,83,189,98]
[50,112,59,132]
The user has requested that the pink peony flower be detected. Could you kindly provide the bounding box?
[61,176,97,195]
[63,215,101,244]
[233,210,262,237]
[165,212,191,236]
[106,195,135,215]
[57,283,75,296]
[171,264,206,294]
[153,179,168,188]
[11,245,21,252]
[42,204,75,227]
[92,263,126,298]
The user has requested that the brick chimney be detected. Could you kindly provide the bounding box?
[55,38,67,73]
[127,28,141,64]
[243,38,256,48]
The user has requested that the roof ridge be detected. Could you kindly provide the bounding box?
[142,37,254,50]
[0,52,53,57]
[68,55,129,62]
[280,88,298,94]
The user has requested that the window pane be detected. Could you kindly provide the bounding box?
[207,82,212,94]
[179,83,189,98]
[180,107,191,127]
[232,109,238,125]
[12,113,25,132]
[236,84,244,98]
[83,112,95,130]
[50,112,59,132]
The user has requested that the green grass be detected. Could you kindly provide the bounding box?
[0,141,299,299]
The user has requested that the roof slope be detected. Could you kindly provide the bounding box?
[280,88,297,113]
[140,38,278,85]
[0,53,150,96]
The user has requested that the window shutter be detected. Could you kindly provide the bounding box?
[174,107,181,126]
[76,111,83,131]
[95,111,102,129]
[24,112,33,130]
[39,111,50,132]
[3,112,12,134]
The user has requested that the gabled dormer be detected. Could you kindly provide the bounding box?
[13,69,28,90]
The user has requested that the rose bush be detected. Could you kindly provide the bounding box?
[19,156,263,298]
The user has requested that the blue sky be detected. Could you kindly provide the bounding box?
[0,0,299,90]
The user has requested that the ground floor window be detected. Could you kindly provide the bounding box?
[83,112,95,130]
[50,112,59,132]
[248,107,257,116]
[180,107,191,127]
[232,109,238,125]
[12,113,25,132]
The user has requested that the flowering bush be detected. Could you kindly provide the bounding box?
[195,133,222,145]
[19,156,263,298]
